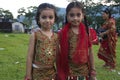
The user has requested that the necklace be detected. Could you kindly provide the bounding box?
[40,29,53,39]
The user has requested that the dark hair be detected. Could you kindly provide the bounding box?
[103,8,111,18]
[65,1,89,34]
[35,3,58,27]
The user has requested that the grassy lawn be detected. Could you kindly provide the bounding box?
[0,33,120,80]
[93,38,120,80]
[0,33,29,80]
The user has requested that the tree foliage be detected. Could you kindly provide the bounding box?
[0,8,13,20]
[17,6,64,29]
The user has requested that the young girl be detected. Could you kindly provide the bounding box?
[24,3,58,80]
[57,1,96,80]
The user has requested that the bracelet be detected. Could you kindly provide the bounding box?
[90,69,97,76]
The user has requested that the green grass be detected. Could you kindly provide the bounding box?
[0,33,29,80]
[0,33,120,80]
[93,36,120,80]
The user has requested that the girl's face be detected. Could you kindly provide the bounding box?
[67,7,84,27]
[39,9,55,30]
[102,12,109,20]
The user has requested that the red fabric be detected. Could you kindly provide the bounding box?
[86,76,89,80]
[98,17,117,69]
[57,22,89,80]
[72,23,89,64]
[89,28,98,45]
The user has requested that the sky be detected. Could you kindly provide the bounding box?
[0,0,99,18]
[0,0,70,18]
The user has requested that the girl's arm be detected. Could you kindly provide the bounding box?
[25,33,35,80]
[89,47,97,80]
[100,19,116,37]
[89,47,95,70]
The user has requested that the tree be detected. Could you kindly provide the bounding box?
[24,6,37,27]
[0,8,4,18]
[25,6,37,19]
[3,10,13,19]
[106,0,120,3]
[18,7,26,15]
[0,8,13,21]
[17,6,37,27]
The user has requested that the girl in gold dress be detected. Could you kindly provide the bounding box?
[24,3,59,80]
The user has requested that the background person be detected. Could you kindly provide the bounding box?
[97,8,117,70]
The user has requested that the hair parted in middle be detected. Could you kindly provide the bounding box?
[65,1,89,34]
[65,1,85,24]
[35,3,58,28]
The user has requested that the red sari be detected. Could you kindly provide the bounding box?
[98,18,117,69]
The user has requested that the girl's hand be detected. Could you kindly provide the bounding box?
[89,69,97,80]
[100,31,107,38]
[91,69,96,76]
[90,76,97,80]
[24,75,32,80]
[99,32,105,37]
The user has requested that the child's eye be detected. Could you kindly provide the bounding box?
[69,13,75,17]
[77,13,81,17]
[49,16,54,19]
[40,16,54,19]
[69,13,81,17]
[41,16,47,19]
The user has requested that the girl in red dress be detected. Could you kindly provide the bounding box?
[57,1,97,80]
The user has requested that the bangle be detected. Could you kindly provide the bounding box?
[90,69,96,76]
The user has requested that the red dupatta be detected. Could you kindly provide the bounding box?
[57,22,89,80]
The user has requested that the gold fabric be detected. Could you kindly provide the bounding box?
[32,31,58,80]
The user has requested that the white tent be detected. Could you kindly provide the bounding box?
[12,22,24,33]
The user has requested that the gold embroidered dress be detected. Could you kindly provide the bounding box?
[32,31,58,80]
